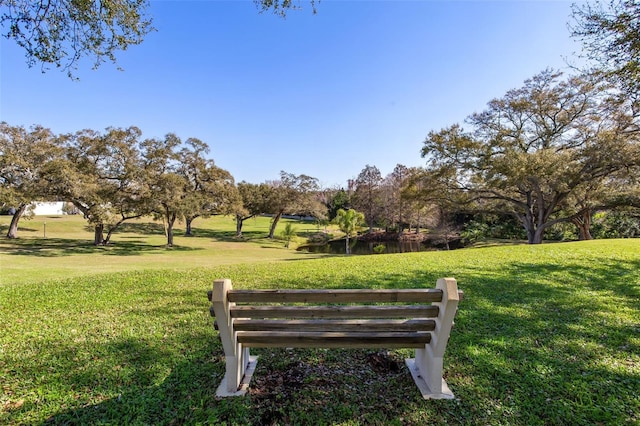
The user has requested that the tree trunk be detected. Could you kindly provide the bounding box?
[185,217,193,236]
[6,204,27,239]
[166,212,177,247]
[94,223,105,245]
[345,235,350,254]
[235,214,244,238]
[167,223,174,247]
[103,214,142,245]
[518,211,537,244]
[268,211,283,239]
[531,227,545,244]
[571,211,593,240]
[579,224,593,241]
[104,228,115,245]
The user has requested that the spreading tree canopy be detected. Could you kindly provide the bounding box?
[0,122,61,238]
[0,0,154,78]
[571,0,640,99]
[45,126,148,245]
[0,0,316,78]
[421,70,640,244]
[264,171,324,239]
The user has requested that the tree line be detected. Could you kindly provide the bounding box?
[2,105,637,248]
[0,123,436,246]
[1,0,639,246]
[0,124,330,246]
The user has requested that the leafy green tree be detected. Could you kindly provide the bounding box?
[561,170,639,240]
[178,138,240,236]
[264,171,324,239]
[571,0,640,97]
[400,166,454,233]
[334,208,365,254]
[0,0,154,78]
[234,182,270,237]
[280,222,297,248]
[141,133,183,247]
[142,133,238,246]
[322,187,351,221]
[47,126,148,245]
[0,122,60,238]
[422,70,640,244]
[352,164,383,232]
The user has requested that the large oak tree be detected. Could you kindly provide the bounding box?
[142,133,238,246]
[264,171,324,239]
[421,70,639,244]
[0,122,61,238]
[234,182,271,238]
[46,126,148,245]
[178,138,241,237]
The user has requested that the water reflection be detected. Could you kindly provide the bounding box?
[300,239,435,255]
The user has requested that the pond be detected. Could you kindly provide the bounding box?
[299,239,444,255]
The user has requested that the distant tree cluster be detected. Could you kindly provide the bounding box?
[2,0,639,247]
[419,70,639,244]
[1,117,638,248]
[318,164,439,237]
[0,123,339,247]
[0,123,240,246]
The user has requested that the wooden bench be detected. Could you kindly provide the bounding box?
[207,277,462,399]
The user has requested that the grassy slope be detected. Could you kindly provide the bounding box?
[0,217,639,424]
[0,215,326,285]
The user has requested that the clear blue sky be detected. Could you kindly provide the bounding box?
[0,0,582,187]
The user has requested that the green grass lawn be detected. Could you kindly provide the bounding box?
[0,214,327,285]
[1,216,638,425]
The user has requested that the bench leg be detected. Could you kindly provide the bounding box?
[216,345,259,397]
[406,345,455,399]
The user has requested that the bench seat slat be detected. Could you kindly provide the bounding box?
[237,331,432,348]
[228,289,443,303]
[233,319,436,332]
[230,305,439,319]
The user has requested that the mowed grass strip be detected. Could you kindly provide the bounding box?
[1,234,639,424]
[0,215,326,285]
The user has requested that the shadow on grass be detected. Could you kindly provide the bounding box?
[111,222,166,234]
[1,237,202,257]
[3,256,639,425]
[186,227,267,242]
[37,336,232,425]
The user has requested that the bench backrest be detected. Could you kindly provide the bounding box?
[208,281,461,349]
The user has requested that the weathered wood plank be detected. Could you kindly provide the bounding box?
[237,331,432,348]
[229,305,439,319]
[227,289,443,304]
[232,318,436,332]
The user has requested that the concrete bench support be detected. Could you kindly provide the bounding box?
[208,277,461,399]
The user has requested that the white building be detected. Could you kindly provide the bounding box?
[32,202,65,215]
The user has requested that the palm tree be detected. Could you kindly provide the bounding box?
[280,222,297,248]
[334,208,365,254]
